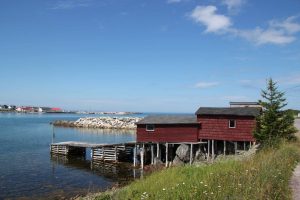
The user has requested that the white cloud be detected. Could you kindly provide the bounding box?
[231,16,300,45]
[233,28,296,45]
[270,16,300,34]
[189,4,300,45]
[222,0,245,11]
[52,0,93,9]
[190,6,232,33]
[194,81,220,88]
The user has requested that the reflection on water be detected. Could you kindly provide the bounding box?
[51,154,141,186]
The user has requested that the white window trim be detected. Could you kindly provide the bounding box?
[229,119,236,128]
[146,124,155,132]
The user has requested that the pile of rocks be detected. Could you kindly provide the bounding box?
[52,117,142,129]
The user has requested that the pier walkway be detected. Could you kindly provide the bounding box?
[50,141,136,162]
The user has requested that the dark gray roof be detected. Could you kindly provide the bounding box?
[136,115,198,125]
[195,107,261,117]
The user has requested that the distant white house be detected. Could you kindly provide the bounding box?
[38,107,43,113]
[298,113,300,118]
[16,107,22,112]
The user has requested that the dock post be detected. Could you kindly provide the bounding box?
[133,144,137,167]
[224,141,226,155]
[244,141,246,151]
[151,144,154,164]
[190,143,193,165]
[207,140,210,161]
[114,146,117,162]
[165,143,168,167]
[141,144,144,169]
[212,140,214,161]
[157,143,160,160]
[52,125,55,144]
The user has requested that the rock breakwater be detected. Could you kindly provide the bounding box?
[52,117,142,129]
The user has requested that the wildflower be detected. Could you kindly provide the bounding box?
[204,184,208,187]
[200,181,203,184]
[162,188,166,191]
[182,182,185,185]
[218,185,221,188]
[211,192,214,195]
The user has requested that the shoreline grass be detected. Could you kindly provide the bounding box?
[89,142,300,200]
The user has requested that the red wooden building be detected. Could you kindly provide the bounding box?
[137,107,260,143]
[136,106,261,165]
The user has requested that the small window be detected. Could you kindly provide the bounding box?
[229,120,236,128]
[146,124,155,131]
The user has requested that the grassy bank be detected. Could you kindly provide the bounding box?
[91,142,300,200]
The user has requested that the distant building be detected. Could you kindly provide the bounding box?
[230,102,262,108]
[51,107,62,112]
[298,113,300,118]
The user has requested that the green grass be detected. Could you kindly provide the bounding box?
[93,142,300,200]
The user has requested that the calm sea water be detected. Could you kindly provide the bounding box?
[0,113,143,199]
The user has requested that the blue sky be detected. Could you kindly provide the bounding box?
[0,0,300,113]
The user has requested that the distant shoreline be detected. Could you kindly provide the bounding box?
[0,110,143,115]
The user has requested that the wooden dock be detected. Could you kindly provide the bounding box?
[50,141,136,163]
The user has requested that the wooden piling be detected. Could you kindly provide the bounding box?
[207,140,210,161]
[212,140,214,161]
[190,143,193,165]
[165,143,168,167]
[151,144,154,164]
[157,143,160,159]
[141,145,144,169]
[133,144,137,167]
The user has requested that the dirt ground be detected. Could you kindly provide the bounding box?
[290,119,300,200]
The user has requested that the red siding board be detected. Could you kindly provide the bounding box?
[197,115,256,142]
[137,124,199,143]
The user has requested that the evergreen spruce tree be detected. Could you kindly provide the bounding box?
[254,78,297,146]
